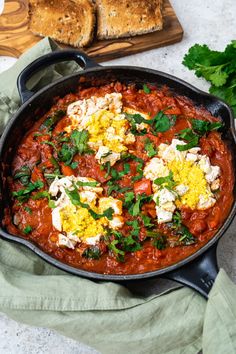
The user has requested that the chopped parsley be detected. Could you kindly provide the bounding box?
[176,119,223,151]
[41,110,65,131]
[144,138,158,157]
[13,165,31,186]
[82,246,101,260]
[23,225,32,234]
[24,206,32,214]
[154,171,176,190]
[71,129,93,155]
[76,181,99,187]
[143,83,151,94]
[129,194,152,216]
[12,180,44,203]
[65,186,114,220]
[106,224,142,262]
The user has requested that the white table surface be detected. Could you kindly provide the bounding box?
[0,0,236,353]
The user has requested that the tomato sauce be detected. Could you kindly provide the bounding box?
[3,82,234,274]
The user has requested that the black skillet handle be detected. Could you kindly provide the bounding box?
[162,243,219,299]
[17,49,100,104]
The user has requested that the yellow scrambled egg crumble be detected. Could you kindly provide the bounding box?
[168,160,211,209]
[84,110,129,153]
[59,205,108,242]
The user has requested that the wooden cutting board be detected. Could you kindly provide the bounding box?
[0,0,183,62]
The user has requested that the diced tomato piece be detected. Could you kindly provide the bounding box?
[61,164,74,176]
[134,179,152,195]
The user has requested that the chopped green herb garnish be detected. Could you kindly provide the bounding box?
[71,129,93,155]
[24,206,32,214]
[178,225,196,245]
[13,165,31,186]
[76,181,99,187]
[144,138,158,157]
[129,194,152,216]
[40,141,57,150]
[191,119,223,135]
[123,191,135,209]
[23,225,32,234]
[82,246,101,260]
[143,83,151,94]
[154,171,176,190]
[141,214,154,228]
[70,161,78,169]
[172,211,182,228]
[66,186,114,220]
[12,180,44,203]
[41,110,65,131]
[48,200,56,209]
[58,143,77,165]
[32,191,50,200]
[152,234,167,250]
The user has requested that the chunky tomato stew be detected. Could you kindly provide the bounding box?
[4,82,234,274]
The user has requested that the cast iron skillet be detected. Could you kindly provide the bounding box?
[1,50,236,299]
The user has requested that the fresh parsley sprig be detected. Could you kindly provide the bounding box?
[183,41,236,116]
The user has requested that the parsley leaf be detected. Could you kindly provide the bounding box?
[154,171,176,190]
[12,180,44,203]
[129,194,152,216]
[183,41,236,116]
[82,246,101,260]
[41,110,65,131]
[71,129,93,155]
[23,225,32,234]
[144,138,158,157]
[58,143,77,165]
[13,165,31,186]
[65,186,114,220]
[191,119,223,135]
[143,83,151,93]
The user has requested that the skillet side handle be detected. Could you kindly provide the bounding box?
[17,49,100,104]
[162,243,219,299]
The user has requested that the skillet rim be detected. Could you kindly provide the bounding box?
[0,64,236,281]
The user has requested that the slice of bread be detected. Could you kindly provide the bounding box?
[96,0,163,40]
[29,0,95,47]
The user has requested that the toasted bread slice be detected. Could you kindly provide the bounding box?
[96,0,163,40]
[29,0,95,47]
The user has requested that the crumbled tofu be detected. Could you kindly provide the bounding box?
[188,147,201,154]
[175,184,189,196]
[161,201,176,213]
[186,153,199,162]
[211,178,220,191]
[205,165,220,183]
[67,93,123,123]
[158,139,187,162]
[124,133,136,144]
[52,208,62,231]
[95,146,120,166]
[80,191,98,204]
[85,234,101,245]
[198,156,212,174]
[109,216,124,229]
[156,207,173,223]
[143,158,169,181]
[198,194,216,210]
[57,234,76,249]
[99,197,122,215]
[157,188,176,205]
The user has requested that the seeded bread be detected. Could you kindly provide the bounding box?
[29,0,95,47]
[96,0,163,40]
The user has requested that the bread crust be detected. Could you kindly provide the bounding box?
[29,0,96,47]
[96,0,163,40]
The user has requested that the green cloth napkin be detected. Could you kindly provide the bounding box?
[1,37,236,354]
